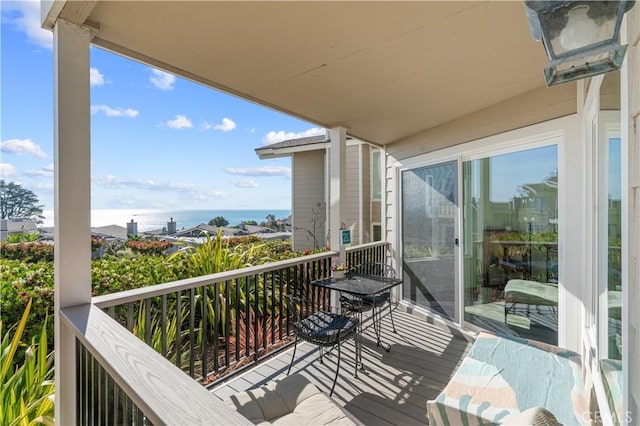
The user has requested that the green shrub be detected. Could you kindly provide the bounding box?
[0,260,55,359]
[6,232,39,243]
[125,239,173,255]
[0,243,54,263]
[0,299,55,425]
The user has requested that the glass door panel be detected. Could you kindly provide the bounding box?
[462,145,559,345]
[606,136,622,359]
[401,161,457,320]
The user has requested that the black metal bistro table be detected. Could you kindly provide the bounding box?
[311,273,403,366]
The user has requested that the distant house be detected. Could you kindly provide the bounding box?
[256,135,382,251]
[91,225,129,241]
[172,223,247,238]
[0,218,38,241]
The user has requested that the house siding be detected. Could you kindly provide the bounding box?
[292,150,326,251]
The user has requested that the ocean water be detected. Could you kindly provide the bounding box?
[42,209,291,232]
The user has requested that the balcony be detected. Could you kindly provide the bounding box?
[60,241,472,424]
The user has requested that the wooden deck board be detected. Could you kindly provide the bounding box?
[211,308,473,425]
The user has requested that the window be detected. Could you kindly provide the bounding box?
[372,150,381,200]
[372,224,381,241]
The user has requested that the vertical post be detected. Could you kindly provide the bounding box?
[54,19,92,424]
[621,6,640,422]
[329,127,348,263]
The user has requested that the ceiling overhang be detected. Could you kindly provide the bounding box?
[42,1,553,146]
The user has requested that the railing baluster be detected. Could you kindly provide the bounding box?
[127,302,134,332]
[135,404,144,425]
[262,272,267,351]
[272,272,276,348]
[213,282,220,373]
[235,277,241,362]
[224,279,230,371]
[202,285,208,380]
[161,294,167,357]
[145,297,151,346]
[189,287,196,378]
[254,273,259,360]
[245,276,250,358]
[176,290,182,369]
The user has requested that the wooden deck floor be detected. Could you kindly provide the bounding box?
[212,308,474,425]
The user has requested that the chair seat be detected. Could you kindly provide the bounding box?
[340,292,390,312]
[295,311,359,346]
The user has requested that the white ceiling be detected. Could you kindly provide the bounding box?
[48,1,553,145]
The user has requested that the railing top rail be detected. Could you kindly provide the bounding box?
[345,241,388,252]
[61,304,253,426]
[93,250,336,308]
[92,241,389,308]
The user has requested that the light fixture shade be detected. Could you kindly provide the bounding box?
[525,1,635,86]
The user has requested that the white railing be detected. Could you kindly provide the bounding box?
[61,304,252,425]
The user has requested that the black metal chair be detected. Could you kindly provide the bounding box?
[340,263,397,351]
[284,294,359,396]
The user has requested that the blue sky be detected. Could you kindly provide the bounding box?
[1,1,323,211]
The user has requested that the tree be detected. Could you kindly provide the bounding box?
[0,180,45,223]
[208,216,229,227]
[262,214,277,229]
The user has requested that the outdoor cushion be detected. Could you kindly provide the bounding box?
[500,407,561,425]
[427,331,589,425]
[223,373,360,425]
[504,279,558,307]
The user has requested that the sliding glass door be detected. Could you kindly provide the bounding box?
[401,161,458,320]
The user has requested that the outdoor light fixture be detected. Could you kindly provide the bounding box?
[525,1,636,86]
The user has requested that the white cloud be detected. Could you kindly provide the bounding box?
[231,179,260,188]
[165,115,192,129]
[225,166,291,178]
[150,69,176,90]
[96,175,204,193]
[95,175,227,199]
[1,139,47,158]
[91,105,139,118]
[1,163,18,178]
[34,182,54,192]
[24,169,53,177]
[24,163,54,177]
[90,68,106,86]
[202,117,237,132]
[262,127,326,145]
[2,1,53,49]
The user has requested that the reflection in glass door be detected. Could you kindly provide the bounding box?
[462,145,559,345]
[401,161,458,320]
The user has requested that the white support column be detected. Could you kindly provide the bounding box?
[329,127,348,262]
[53,19,92,424]
[621,6,640,423]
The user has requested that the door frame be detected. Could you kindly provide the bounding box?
[391,118,571,330]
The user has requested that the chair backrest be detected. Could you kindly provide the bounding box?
[284,294,318,323]
[352,262,396,279]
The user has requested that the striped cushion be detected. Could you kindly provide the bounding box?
[427,332,588,425]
